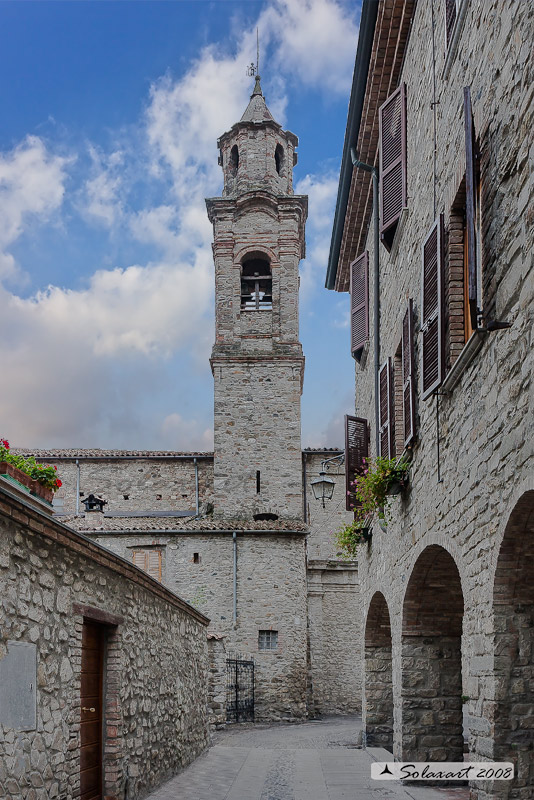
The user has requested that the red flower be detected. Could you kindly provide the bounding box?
[54,466,57,470]
[55,479,62,488]
[1,439,9,449]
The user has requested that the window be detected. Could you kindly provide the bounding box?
[350,252,369,360]
[393,300,416,454]
[229,144,239,176]
[379,83,407,251]
[344,415,369,511]
[256,470,261,494]
[240,258,273,311]
[258,630,278,651]
[421,215,445,399]
[274,144,284,176]
[132,549,162,582]
[193,552,200,564]
[444,87,482,370]
[378,358,395,458]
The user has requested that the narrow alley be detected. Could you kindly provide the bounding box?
[146,716,470,800]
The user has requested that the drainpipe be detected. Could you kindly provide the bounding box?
[232,532,237,626]
[302,452,308,523]
[75,459,80,515]
[350,147,380,455]
[194,457,199,516]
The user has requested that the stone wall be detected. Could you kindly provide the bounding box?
[307,562,361,716]
[344,1,534,796]
[0,484,209,800]
[92,529,309,723]
[36,455,213,517]
[304,452,355,560]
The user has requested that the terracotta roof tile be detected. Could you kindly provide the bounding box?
[62,514,308,534]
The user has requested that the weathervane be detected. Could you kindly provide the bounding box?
[246,28,260,77]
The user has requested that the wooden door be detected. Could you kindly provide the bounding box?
[80,621,104,800]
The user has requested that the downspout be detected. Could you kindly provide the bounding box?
[302,452,308,523]
[194,457,199,516]
[232,532,237,626]
[75,459,80,516]
[350,147,380,455]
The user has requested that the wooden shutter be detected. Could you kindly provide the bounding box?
[464,86,478,331]
[379,83,407,249]
[350,252,369,357]
[132,549,162,582]
[345,415,369,511]
[378,358,394,458]
[445,0,457,45]
[421,215,444,399]
[402,299,416,447]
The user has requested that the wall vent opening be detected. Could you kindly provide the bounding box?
[253,512,278,522]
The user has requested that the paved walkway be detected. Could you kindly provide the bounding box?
[147,716,470,800]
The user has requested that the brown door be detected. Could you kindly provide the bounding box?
[80,621,104,800]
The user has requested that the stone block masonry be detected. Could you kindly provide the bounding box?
[0,484,209,800]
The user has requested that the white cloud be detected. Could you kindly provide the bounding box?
[0,136,70,280]
[263,0,358,94]
[161,413,214,451]
[296,171,339,298]
[81,147,124,227]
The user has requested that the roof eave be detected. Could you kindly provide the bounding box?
[325,0,379,291]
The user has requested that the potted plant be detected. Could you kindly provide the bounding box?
[0,438,62,505]
[334,455,409,557]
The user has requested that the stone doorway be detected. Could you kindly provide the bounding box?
[401,545,464,762]
[493,490,534,798]
[364,592,393,750]
[80,621,105,800]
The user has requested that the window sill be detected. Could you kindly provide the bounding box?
[442,0,469,81]
[442,328,488,393]
[388,207,409,261]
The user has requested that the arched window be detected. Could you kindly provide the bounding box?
[241,258,272,311]
[275,144,284,176]
[229,145,239,176]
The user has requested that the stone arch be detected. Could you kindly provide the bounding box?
[364,591,393,749]
[492,490,534,797]
[229,144,239,175]
[275,143,284,176]
[401,544,464,761]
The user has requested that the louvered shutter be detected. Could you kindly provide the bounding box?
[379,83,407,250]
[146,550,162,582]
[421,215,444,399]
[464,86,478,331]
[345,415,369,511]
[402,299,416,447]
[350,252,369,357]
[132,549,162,582]
[378,358,394,458]
[445,0,457,45]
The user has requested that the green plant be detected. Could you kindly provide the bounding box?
[334,455,409,557]
[334,519,370,559]
[0,438,62,491]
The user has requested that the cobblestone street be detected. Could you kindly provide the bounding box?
[147,716,470,800]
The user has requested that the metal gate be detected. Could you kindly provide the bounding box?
[226,655,254,723]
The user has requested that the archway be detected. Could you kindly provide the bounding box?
[364,592,393,749]
[402,545,464,761]
[493,490,534,797]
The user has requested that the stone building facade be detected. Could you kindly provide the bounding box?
[14,79,359,726]
[0,479,209,800]
[327,1,533,798]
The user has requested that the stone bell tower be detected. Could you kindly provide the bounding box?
[206,76,308,520]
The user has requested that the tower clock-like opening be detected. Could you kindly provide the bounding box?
[275,144,284,176]
[230,144,239,176]
[241,258,272,311]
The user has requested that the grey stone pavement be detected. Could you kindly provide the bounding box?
[147,716,470,800]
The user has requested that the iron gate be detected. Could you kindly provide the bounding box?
[226,655,254,723]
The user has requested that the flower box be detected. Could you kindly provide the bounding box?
[0,461,54,505]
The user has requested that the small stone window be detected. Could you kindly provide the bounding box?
[230,144,239,176]
[274,144,284,176]
[193,552,200,564]
[241,258,272,311]
[258,630,278,651]
[132,549,162,582]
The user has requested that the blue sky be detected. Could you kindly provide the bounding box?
[0,0,359,451]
